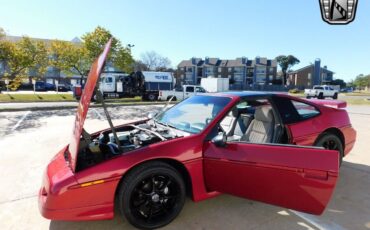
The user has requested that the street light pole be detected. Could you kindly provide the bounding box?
[127,44,135,71]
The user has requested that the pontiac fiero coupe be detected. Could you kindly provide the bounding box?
[39,41,356,229]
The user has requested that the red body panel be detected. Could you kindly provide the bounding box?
[286,99,356,156]
[203,141,338,215]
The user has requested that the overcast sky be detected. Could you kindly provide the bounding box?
[1,0,369,81]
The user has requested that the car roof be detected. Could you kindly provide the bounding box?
[207,91,281,99]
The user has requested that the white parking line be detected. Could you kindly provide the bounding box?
[290,210,346,230]
[11,111,31,131]
[92,108,105,120]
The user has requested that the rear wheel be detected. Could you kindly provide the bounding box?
[318,93,324,99]
[332,93,338,99]
[315,133,344,166]
[148,93,156,101]
[118,161,186,229]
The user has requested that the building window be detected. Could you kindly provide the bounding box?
[218,67,222,72]
[185,73,193,82]
[228,67,232,71]
[186,67,192,72]
[308,73,311,79]
[256,66,266,74]
[256,74,266,84]
[234,67,244,73]
[205,67,215,77]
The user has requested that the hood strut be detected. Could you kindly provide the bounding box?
[96,87,121,150]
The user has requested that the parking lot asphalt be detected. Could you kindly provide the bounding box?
[0,105,370,230]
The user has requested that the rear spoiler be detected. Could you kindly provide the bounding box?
[307,99,347,109]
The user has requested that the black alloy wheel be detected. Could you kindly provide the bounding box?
[315,133,344,166]
[118,161,185,229]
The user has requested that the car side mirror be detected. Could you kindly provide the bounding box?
[212,132,227,147]
[147,112,157,119]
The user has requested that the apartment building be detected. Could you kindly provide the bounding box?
[177,57,278,90]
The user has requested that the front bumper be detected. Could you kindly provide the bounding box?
[38,146,116,221]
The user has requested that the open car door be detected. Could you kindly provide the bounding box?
[203,141,339,215]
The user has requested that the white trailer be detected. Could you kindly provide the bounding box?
[200,77,229,93]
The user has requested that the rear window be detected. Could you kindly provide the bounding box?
[273,97,320,124]
[292,101,320,119]
[313,86,323,90]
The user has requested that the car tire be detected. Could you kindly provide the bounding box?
[118,161,186,229]
[315,133,344,166]
[306,96,311,99]
[332,93,338,99]
[148,93,156,101]
[318,93,324,99]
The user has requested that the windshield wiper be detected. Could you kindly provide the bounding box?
[155,119,177,130]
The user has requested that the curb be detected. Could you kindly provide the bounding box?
[0,102,174,112]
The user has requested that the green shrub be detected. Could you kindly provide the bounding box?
[289,88,301,94]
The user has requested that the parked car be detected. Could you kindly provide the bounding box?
[158,85,207,101]
[35,81,56,91]
[39,42,356,229]
[304,85,339,99]
[56,84,70,92]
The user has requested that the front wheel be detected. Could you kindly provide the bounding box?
[315,133,344,166]
[118,161,186,229]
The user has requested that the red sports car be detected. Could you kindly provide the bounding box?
[39,41,356,229]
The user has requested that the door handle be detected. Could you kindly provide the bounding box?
[303,169,328,180]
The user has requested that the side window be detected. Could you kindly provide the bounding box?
[106,77,113,83]
[186,86,194,92]
[272,97,301,124]
[196,87,206,93]
[291,100,320,119]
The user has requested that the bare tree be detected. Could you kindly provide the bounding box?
[140,51,172,71]
[133,60,150,71]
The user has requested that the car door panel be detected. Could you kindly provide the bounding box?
[203,141,338,215]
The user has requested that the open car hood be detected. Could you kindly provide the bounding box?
[68,39,112,171]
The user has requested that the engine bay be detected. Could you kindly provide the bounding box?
[76,120,184,171]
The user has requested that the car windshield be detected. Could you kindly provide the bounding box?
[155,95,231,134]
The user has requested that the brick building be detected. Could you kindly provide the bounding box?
[287,59,334,88]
